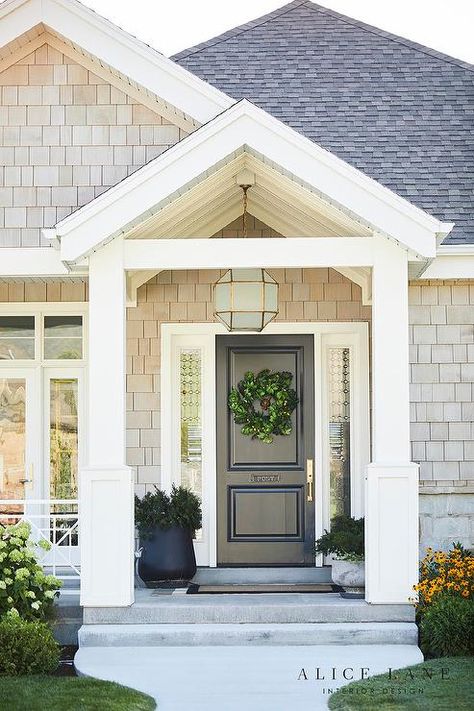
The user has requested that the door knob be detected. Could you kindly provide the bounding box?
[306,459,314,502]
[20,463,33,486]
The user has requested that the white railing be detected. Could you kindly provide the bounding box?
[0,499,80,590]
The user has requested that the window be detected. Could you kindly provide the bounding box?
[328,347,351,518]
[44,316,83,360]
[179,348,202,540]
[0,317,35,360]
[0,378,27,499]
[49,378,78,500]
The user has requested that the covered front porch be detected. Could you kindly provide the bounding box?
[42,100,452,608]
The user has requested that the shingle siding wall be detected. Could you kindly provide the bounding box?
[409,280,474,486]
[409,279,474,553]
[0,42,185,247]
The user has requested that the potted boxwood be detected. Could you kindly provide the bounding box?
[314,514,365,598]
[135,484,202,587]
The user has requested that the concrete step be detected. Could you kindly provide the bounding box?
[192,567,332,585]
[83,590,415,625]
[79,622,418,647]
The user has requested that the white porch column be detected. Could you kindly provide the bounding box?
[80,237,134,607]
[365,240,418,604]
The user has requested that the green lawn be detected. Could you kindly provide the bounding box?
[0,676,156,711]
[328,657,473,710]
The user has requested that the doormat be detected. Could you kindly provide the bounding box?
[186,583,341,594]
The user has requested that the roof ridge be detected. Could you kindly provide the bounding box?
[173,0,474,74]
[172,0,307,60]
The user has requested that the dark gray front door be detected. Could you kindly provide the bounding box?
[216,334,315,566]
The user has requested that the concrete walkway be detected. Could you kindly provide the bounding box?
[75,644,423,710]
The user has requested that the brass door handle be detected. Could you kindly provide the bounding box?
[306,459,314,502]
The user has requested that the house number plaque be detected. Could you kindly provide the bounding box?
[249,474,281,483]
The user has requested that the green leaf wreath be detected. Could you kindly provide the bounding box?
[228,369,299,444]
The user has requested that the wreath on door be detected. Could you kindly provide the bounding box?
[228,369,298,444]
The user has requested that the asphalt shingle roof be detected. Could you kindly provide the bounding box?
[173,0,474,244]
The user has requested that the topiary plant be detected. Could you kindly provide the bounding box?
[420,593,474,658]
[135,484,202,539]
[314,514,364,562]
[0,522,61,621]
[0,616,60,675]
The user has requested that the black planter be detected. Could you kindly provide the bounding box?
[138,525,196,586]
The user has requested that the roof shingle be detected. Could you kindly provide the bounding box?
[173,0,474,244]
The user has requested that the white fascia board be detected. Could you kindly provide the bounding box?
[0,0,233,124]
[55,100,452,262]
[123,237,375,270]
[421,254,474,279]
[0,247,78,277]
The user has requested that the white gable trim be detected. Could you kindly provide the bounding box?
[49,100,453,262]
[0,0,234,124]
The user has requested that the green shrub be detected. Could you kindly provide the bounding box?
[0,522,61,621]
[135,484,202,539]
[420,593,474,658]
[314,514,364,561]
[0,616,60,675]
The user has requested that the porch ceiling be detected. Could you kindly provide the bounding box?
[123,153,372,240]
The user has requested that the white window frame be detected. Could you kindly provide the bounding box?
[0,302,88,366]
[162,321,369,568]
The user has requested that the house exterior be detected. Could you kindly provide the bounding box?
[0,0,472,613]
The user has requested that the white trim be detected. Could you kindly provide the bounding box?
[419,254,474,279]
[161,321,369,568]
[0,0,233,124]
[124,238,375,271]
[52,101,452,262]
[0,248,80,278]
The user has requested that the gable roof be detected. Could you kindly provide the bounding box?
[47,100,452,263]
[173,0,474,245]
[0,0,233,126]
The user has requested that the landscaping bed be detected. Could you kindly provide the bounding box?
[328,657,474,710]
[0,676,156,711]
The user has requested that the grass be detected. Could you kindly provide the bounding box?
[0,675,156,711]
[328,657,474,710]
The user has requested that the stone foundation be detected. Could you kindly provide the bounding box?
[419,491,473,553]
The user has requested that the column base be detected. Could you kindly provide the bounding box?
[365,462,419,605]
[80,466,135,607]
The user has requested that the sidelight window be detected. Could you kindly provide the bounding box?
[179,348,203,540]
[328,347,351,518]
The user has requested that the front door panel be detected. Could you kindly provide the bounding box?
[216,335,314,565]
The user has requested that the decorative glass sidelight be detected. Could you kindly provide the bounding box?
[328,347,351,518]
[180,349,203,539]
[0,378,27,500]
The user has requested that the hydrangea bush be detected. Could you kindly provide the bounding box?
[0,522,61,621]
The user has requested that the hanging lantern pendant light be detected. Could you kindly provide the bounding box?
[213,184,279,332]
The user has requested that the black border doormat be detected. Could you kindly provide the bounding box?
[186,583,341,594]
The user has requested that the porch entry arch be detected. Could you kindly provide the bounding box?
[161,321,370,568]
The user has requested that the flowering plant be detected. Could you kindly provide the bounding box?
[0,522,61,621]
[413,543,474,610]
